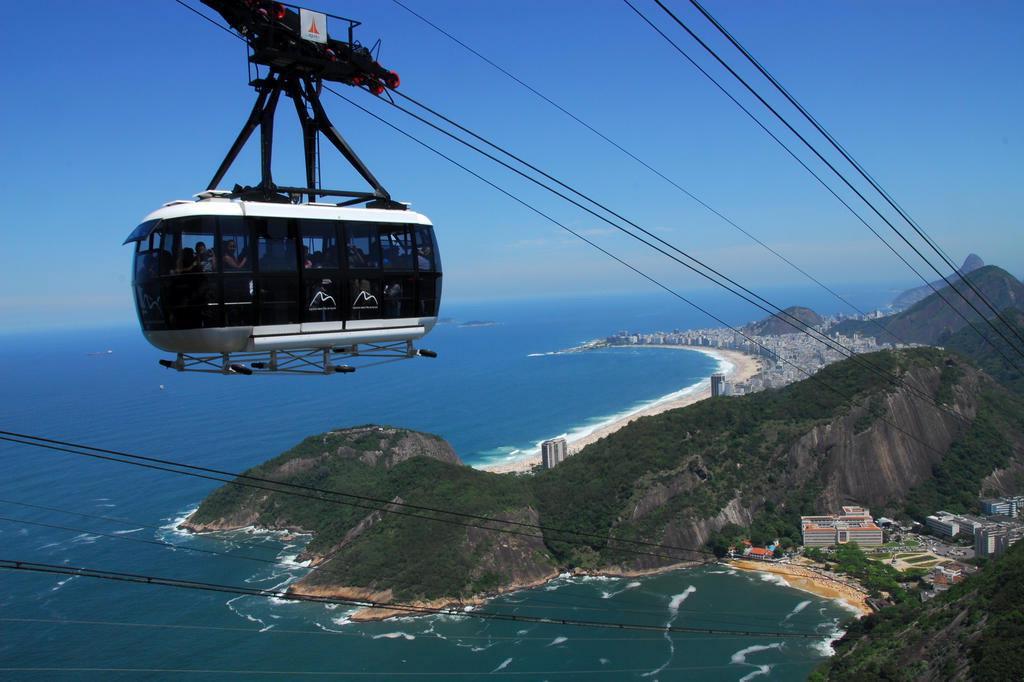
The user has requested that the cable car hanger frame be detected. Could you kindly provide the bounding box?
[201,0,404,208]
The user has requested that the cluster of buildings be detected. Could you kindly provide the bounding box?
[605,316,911,395]
[540,437,569,469]
[926,497,1024,558]
[801,506,884,548]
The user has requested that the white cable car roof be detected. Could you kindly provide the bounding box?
[124,195,431,244]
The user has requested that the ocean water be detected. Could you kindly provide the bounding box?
[0,292,884,679]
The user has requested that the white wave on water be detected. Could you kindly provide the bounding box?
[643,585,697,677]
[783,600,812,622]
[814,623,846,657]
[160,506,199,539]
[731,642,783,681]
[733,638,778,659]
[516,629,529,636]
[601,580,643,599]
[599,658,610,665]
[51,575,77,592]
[759,573,791,588]
[70,533,99,545]
[545,636,568,647]
[739,665,774,682]
[372,632,415,640]
[834,598,863,615]
[668,585,697,615]
[112,527,144,535]
[96,504,117,508]
[37,541,64,550]
[491,658,513,673]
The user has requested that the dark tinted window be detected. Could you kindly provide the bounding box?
[381,226,414,270]
[303,276,341,322]
[258,278,299,325]
[220,217,251,272]
[160,217,217,276]
[348,278,381,320]
[382,276,416,318]
[346,223,380,269]
[413,225,437,272]
[255,218,297,272]
[299,220,340,269]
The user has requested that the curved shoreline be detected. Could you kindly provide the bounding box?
[478,347,762,474]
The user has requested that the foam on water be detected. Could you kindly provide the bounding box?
[545,636,568,647]
[112,527,144,535]
[730,642,783,665]
[643,585,697,677]
[668,585,697,615]
[783,600,812,622]
[759,572,791,588]
[372,632,415,640]
[491,658,513,673]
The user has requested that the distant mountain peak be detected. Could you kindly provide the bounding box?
[890,253,986,311]
[960,253,985,274]
[743,305,823,336]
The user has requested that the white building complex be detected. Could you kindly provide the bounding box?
[925,511,986,539]
[801,506,883,547]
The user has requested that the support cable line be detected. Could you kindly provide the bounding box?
[286,91,988,486]
[0,496,293,557]
[0,505,822,624]
[353,85,1024,402]
[0,560,824,639]
[0,617,797,643]
[0,515,282,566]
[637,0,1024,364]
[167,0,1006,400]
[0,432,713,565]
[388,0,905,347]
[685,0,1024,352]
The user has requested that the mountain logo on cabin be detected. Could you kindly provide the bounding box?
[352,290,379,310]
[308,290,337,312]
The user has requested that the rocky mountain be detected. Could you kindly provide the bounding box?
[890,253,985,311]
[185,350,1024,610]
[816,539,1024,681]
[833,265,1024,345]
[742,305,824,336]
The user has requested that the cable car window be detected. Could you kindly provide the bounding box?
[413,226,437,272]
[224,276,255,326]
[219,217,251,272]
[418,274,440,317]
[381,227,414,270]
[160,217,217,275]
[346,223,380,269]
[382,276,415,318]
[349,278,381,320]
[299,220,339,269]
[258,278,299,325]
[166,275,221,329]
[255,218,298,272]
[303,277,341,322]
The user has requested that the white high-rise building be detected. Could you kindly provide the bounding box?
[541,438,568,469]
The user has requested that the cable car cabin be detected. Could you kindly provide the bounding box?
[124,196,441,374]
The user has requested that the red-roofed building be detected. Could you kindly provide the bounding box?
[747,547,772,560]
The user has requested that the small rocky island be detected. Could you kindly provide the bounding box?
[182,426,562,619]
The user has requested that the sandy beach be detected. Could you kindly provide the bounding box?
[480,346,762,474]
[728,559,871,616]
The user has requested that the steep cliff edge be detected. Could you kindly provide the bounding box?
[184,350,1024,608]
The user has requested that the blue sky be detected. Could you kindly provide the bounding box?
[0,0,1020,331]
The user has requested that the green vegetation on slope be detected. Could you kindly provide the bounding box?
[944,307,1024,396]
[816,540,1024,681]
